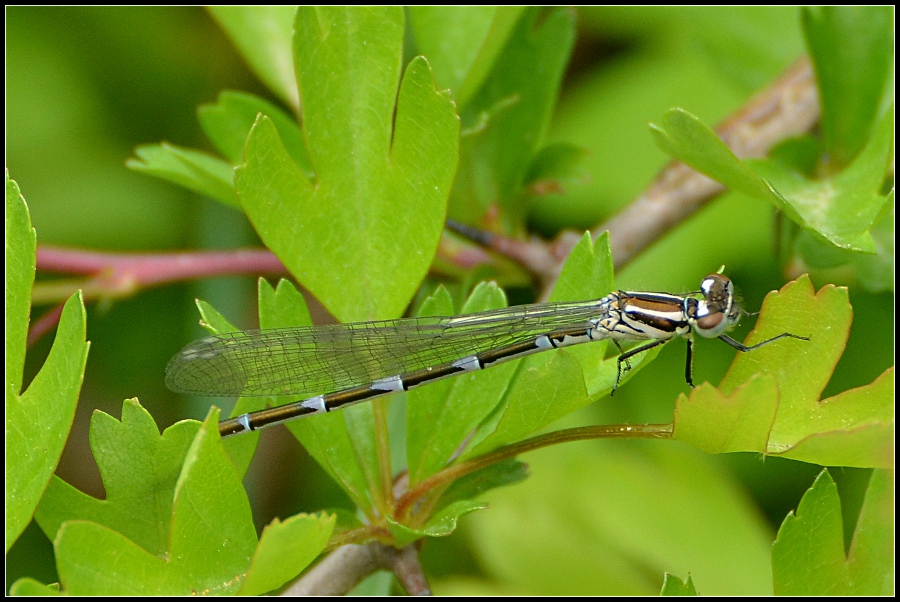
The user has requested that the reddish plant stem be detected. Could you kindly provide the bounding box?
[29,246,288,344]
[36,246,287,286]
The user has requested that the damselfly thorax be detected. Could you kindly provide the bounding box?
[166,272,808,437]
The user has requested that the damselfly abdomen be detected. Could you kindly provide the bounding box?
[166,272,808,437]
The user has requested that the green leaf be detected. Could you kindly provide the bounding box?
[194,298,241,334]
[802,6,894,166]
[768,368,893,467]
[289,409,381,514]
[386,500,488,546]
[721,278,890,467]
[128,91,315,206]
[650,107,892,252]
[461,437,775,594]
[649,108,795,215]
[197,90,313,177]
[406,283,513,485]
[673,377,780,454]
[5,171,34,397]
[256,277,314,330]
[236,7,459,322]
[472,349,590,454]
[8,579,61,595]
[674,276,893,468]
[851,190,894,293]
[437,459,529,510]
[6,175,88,550]
[57,521,195,595]
[757,105,893,259]
[252,279,378,514]
[408,6,524,109]
[772,470,848,595]
[660,573,699,596]
[450,7,575,224]
[208,6,300,111]
[466,232,623,456]
[524,142,591,196]
[35,400,197,556]
[846,469,895,595]
[323,507,369,543]
[127,143,238,207]
[192,296,262,475]
[547,230,613,306]
[189,280,384,514]
[49,407,333,594]
[241,513,336,596]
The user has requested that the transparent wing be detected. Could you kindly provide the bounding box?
[165,299,607,397]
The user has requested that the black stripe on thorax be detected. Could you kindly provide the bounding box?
[619,290,686,302]
[616,293,691,335]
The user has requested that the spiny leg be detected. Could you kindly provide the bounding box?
[612,339,667,395]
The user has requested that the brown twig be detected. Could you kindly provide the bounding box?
[283,542,431,596]
[594,55,819,272]
[450,56,820,297]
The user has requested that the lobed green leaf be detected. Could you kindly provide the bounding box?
[6,174,89,551]
[237,7,459,322]
[802,6,894,167]
[207,6,300,111]
[45,406,333,594]
[449,7,575,224]
[408,6,524,109]
[197,90,312,177]
[674,276,893,468]
[128,143,237,207]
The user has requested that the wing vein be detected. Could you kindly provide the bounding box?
[165,299,606,396]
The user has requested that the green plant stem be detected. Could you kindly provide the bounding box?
[396,422,673,521]
[372,398,395,516]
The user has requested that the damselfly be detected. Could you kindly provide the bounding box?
[166,273,808,437]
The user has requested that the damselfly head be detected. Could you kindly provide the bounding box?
[693,273,742,338]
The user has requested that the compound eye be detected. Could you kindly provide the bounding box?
[702,274,733,299]
[695,311,726,337]
[696,301,744,338]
